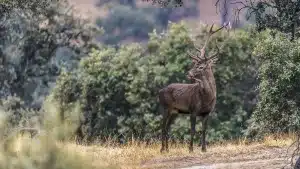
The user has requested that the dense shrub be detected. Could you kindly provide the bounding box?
[246,30,300,136]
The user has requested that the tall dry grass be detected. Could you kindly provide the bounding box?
[58,133,296,169]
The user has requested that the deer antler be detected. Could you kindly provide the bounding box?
[188,23,228,63]
[200,23,228,60]
[207,40,220,61]
[187,51,201,62]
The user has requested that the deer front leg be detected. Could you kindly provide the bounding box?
[201,115,208,152]
[165,114,177,152]
[189,114,196,153]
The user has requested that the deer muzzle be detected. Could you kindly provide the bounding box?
[187,71,194,80]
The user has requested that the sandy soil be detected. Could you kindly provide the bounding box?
[141,145,297,169]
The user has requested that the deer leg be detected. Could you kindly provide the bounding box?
[160,109,170,153]
[189,114,196,153]
[201,115,208,152]
[165,114,177,152]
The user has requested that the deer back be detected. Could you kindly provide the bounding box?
[159,82,201,113]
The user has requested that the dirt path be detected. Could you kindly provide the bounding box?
[180,158,288,169]
[141,145,298,169]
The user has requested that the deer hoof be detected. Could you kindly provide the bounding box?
[189,147,193,153]
[201,148,207,152]
[160,148,169,153]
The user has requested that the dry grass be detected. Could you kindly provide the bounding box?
[262,133,296,147]
[54,134,296,169]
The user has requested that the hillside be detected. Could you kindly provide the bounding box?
[68,0,223,24]
[68,0,106,22]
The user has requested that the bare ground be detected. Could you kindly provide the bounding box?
[141,145,297,169]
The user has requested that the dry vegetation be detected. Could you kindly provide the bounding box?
[53,134,296,169]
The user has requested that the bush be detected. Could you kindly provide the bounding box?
[246,29,300,136]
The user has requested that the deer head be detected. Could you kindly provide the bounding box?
[187,23,227,82]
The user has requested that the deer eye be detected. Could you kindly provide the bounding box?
[198,66,204,69]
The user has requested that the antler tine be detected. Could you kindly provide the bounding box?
[211,22,230,34]
[210,23,227,35]
[207,38,228,61]
[208,24,215,34]
[193,44,202,53]
[199,24,215,59]
[207,43,220,60]
[199,23,228,59]
[187,51,201,62]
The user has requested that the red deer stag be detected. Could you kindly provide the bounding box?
[159,23,226,153]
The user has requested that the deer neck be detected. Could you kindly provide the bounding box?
[196,67,216,98]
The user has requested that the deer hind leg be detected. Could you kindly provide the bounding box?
[165,113,178,152]
[189,114,196,153]
[160,107,170,153]
[201,115,208,152]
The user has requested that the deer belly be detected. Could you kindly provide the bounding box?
[172,101,189,112]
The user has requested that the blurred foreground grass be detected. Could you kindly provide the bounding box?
[0,99,116,169]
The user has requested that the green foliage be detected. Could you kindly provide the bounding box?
[0,0,49,15]
[51,22,257,143]
[241,0,300,40]
[0,0,102,108]
[247,30,300,135]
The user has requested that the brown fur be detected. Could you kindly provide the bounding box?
[159,23,227,153]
